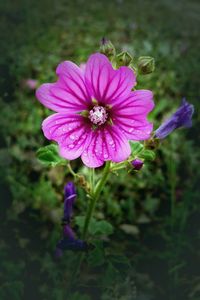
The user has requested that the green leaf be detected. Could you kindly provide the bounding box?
[74,216,85,230]
[90,220,114,236]
[75,217,114,237]
[87,244,105,267]
[36,144,66,167]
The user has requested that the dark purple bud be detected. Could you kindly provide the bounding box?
[63,224,76,240]
[63,182,76,222]
[155,98,194,139]
[56,238,88,252]
[131,159,144,170]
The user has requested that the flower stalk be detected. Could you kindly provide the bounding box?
[82,161,111,239]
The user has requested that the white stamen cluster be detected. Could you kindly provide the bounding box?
[89,106,108,126]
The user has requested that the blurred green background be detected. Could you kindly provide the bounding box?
[0,0,200,299]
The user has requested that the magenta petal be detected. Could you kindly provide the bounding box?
[81,130,105,168]
[81,125,131,168]
[113,90,154,113]
[85,53,136,104]
[105,66,136,105]
[113,90,154,140]
[104,126,131,162]
[81,149,104,168]
[42,113,91,160]
[36,61,90,113]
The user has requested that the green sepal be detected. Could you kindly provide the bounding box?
[130,141,144,156]
[139,149,156,161]
[115,51,133,67]
[138,56,155,75]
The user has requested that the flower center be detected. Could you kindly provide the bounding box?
[89,106,108,126]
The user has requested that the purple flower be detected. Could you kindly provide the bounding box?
[155,98,194,139]
[63,224,75,240]
[56,238,88,252]
[55,181,89,256]
[36,53,154,168]
[63,182,76,222]
[131,158,143,170]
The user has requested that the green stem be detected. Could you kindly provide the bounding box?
[70,161,111,287]
[89,168,95,192]
[82,161,111,239]
[67,162,77,178]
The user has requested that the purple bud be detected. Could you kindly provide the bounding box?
[155,98,194,139]
[132,159,144,170]
[63,182,76,222]
[63,224,76,240]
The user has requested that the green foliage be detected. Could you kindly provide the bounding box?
[36,144,66,167]
[75,216,114,236]
[87,241,105,267]
[68,293,91,300]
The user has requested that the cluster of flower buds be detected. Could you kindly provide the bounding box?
[100,38,155,76]
[55,182,88,258]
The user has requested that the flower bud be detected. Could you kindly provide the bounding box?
[63,182,76,222]
[155,98,194,139]
[116,51,133,67]
[138,56,155,75]
[131,159,143,170]
[63,224,76,240]
[100,38,116,60]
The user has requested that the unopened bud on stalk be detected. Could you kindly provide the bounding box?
[131,158,144,171]
[63,182,76,223]
[100,38,116,60]
[138,56,155,75]
[116,51,133,67]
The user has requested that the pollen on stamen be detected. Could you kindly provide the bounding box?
[89,106,108,126]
